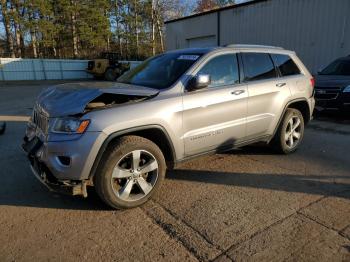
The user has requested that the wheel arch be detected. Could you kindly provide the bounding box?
[89,125,176,179]
[287,99,311,125]
[271,98,311,140]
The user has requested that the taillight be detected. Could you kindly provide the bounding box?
[310,78,315,88]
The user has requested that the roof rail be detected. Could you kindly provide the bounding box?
[225,44,284,50]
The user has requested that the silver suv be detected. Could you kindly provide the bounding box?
[23,45,315,209]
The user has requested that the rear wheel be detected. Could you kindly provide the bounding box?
[94,136,166,209]
[271,108,304,154]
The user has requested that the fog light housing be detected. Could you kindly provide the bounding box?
[57,156,71,166]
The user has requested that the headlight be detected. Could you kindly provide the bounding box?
[52,118,90,134]
[343,85,350,93]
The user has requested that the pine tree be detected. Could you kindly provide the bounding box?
[1,0,15,57]
[0,0,199,59]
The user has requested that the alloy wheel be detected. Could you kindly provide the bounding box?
[284,115,302,149]
[110,150,159,202]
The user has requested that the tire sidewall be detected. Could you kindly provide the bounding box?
[95,138,166,209]
[279,109,305,154]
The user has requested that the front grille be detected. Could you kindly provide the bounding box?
[314,87,341,100]
[33,109,49,134]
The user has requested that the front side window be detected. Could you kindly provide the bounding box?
[197,54,239,88]
[320,59,350,76]
[117,53,202,89]
[242,52,277,81]
[271,54,301,76]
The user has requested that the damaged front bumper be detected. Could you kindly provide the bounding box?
[22,136,88,197]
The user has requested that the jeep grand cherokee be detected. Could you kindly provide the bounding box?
[23,45,315,209]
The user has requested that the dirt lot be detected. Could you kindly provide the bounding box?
[0,82,349,261]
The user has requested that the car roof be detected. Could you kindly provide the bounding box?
[337,56,350,61]
[166,47,219,55]
[165,45,295,56]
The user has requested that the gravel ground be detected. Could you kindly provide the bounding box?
[0,82,349,262]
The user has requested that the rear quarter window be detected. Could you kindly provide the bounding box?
[271,54,301,76]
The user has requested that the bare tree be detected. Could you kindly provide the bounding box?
[194,0,219,13]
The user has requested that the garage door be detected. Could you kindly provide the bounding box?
[187,36,217,48]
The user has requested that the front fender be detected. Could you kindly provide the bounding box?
[86,125,176,180]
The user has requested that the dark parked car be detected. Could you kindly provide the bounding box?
[314,56,350,111]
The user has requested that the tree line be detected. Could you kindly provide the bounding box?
[0,0,236,60]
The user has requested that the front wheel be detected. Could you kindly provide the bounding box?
[271,108,305,154]
[94,136,166,209]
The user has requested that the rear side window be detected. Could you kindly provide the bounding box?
[198,54,239,88]
[242,53,277,81]
[272,54,301,76]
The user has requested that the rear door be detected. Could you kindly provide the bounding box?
[241,52,291,140]
[182,53,248,156]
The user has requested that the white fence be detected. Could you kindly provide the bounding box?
[0,58,141,81]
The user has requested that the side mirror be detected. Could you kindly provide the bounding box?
[187,74,211,91]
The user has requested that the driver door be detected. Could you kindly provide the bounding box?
[182,53,248,156]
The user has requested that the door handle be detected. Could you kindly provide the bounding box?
[231,90,245,95]
[276,83,286,87]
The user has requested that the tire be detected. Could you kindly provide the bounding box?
[104,68,116,81]
[94,136,166,209]
[271,108,305,154]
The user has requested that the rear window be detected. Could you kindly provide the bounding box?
[242,53,277,81]
[320,59,350,76]
[272,54,301,76]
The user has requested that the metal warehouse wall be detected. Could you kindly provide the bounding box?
[165,0,350,73]
[166,12,218,50]
[0,58,92,81]
[0,59,141,81]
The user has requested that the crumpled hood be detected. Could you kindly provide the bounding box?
[36,82,159,117]
[315,75,350,89]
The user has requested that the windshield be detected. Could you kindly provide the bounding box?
[320,59,350,76]
[117,53,202,89]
